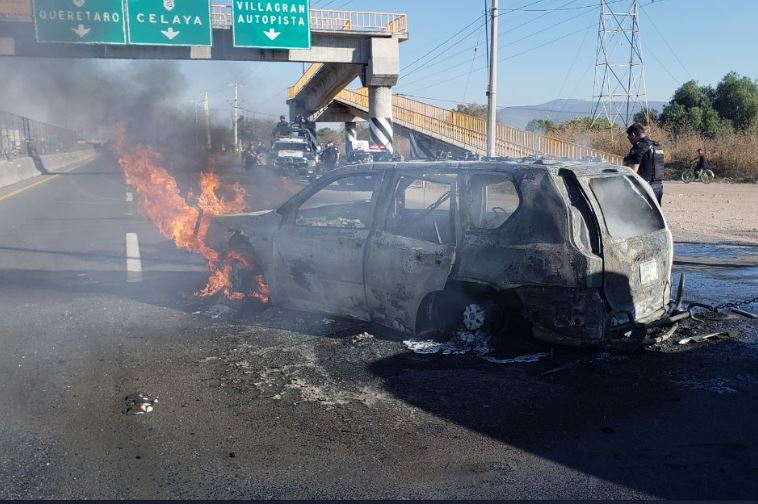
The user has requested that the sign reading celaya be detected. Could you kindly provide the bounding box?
[232,0,311,50]
[126,0,212,46]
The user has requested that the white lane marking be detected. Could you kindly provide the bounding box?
[125,233,143,283]
[126,191,134,202]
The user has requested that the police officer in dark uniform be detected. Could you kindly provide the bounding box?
[623,123,664,204]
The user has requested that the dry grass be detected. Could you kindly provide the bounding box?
[553,125,758,182]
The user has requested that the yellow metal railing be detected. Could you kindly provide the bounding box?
[210,5,407,34]
[335,88,623,163]
[288,63,324,100]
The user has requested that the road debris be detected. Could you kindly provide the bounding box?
[351,332,374,343]
[677,330,738,345]
[732,308,757,319]
[122,393,158,415]
[404,329,491,356]
[481,352,549,364]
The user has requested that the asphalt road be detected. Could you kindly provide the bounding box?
[0,155,757,499]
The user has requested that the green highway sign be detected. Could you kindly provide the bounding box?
[33,0,127,45]
[232,0,311,50]
[126,0,212,46]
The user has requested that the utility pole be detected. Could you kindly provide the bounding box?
[232,82,240,152]
[190,100,199,152]
[203,91,211,149]
[486,0,498,158]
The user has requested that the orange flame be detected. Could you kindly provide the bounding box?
[111,125,269,302]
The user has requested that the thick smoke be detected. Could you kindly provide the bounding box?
[0,58,194,150]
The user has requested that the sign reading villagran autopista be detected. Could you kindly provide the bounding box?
[232,0,311,50]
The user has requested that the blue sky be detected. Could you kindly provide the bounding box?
[178,0,757,121]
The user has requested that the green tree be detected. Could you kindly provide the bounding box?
[713,71,758,131]
[633,107,659,125]
[317,127,342,146]
[660,79,727,137]
[454,103,487,118]
[525,119,557,134]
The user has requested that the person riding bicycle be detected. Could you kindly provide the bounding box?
[690,148,709,177]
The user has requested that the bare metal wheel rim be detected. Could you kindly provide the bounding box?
[463,303,486,331]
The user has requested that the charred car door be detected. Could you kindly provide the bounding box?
[273,172,382,319]
[584,173,672,326]
[364,173,458,332]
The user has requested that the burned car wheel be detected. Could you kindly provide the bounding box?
[462,300,505,335]
[424,289,507,340]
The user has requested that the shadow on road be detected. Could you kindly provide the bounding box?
[367,337,758,499]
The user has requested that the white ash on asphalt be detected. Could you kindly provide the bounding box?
[122,393,158,415]
[403,329,548,364]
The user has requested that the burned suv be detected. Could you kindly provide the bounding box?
[208,160,674,346]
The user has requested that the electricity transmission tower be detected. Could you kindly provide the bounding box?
[591,0,649,127]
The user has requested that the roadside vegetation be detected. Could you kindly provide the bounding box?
[526,72,758,181]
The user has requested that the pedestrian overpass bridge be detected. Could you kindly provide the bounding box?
[1,2,620,164]
[288,64,622,163]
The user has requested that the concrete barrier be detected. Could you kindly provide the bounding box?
[0,149,98,190]
[0,157,39,188]
[40,148,97,173]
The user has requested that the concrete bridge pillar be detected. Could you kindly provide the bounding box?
[362,36,399,156]
[368,87,394,154]
[344,121,357,156]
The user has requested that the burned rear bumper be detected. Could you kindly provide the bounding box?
[517,285,682,347]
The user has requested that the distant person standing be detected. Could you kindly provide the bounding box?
[273,115,290,137]
[623,123,665,205]
[322,142,339,170]
[691,148,709,176]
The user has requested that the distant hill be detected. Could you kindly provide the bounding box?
[497,99,668,129]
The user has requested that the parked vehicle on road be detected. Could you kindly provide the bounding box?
[269,136,318,178]
[207,160,676,347]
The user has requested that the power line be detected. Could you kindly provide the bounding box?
[400,1,596,89]
[401,22,596,93]
[399,16,487,80]
[400,13,486,74]
[639,5,694,81]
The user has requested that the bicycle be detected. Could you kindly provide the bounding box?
[681,165,715,184]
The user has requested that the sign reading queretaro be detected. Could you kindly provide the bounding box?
[33,0,126,44]
[232,0,311,50]
[126,0,212,47]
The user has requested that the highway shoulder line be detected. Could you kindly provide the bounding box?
[126,233,143,283]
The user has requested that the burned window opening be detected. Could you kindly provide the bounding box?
[294,173,381,230]
[465,174,521,231]
[386,174,458,245]
[590,175,665,240]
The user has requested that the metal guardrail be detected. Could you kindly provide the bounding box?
[288,62,324,100]
[4,4,409,34]
[0,111,82,161]
[210,4,407,34]
[334,87,624,163]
